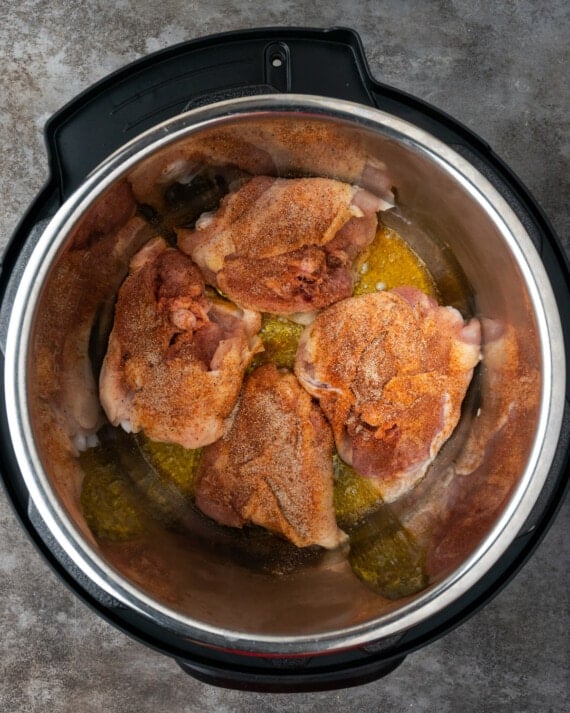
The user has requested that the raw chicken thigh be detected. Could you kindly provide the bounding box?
[295,287,481,502]
[177,176,384,316]
[194,364,347,549]
[99,237,262,448]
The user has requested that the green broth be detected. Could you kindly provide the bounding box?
[354,226,438,298]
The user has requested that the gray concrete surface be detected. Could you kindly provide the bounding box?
[0,1,568,711]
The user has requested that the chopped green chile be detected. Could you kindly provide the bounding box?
[250,314,304,371]
[79,446,145,542]
[333,454,383,527]
[136,433,201,498]
[348,507,428,600]
[333,455,428,599]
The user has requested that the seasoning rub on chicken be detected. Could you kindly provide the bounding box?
[99,237,262,449]
[177,176,385,317]
[295,287,481,502]
[194,364,347,549]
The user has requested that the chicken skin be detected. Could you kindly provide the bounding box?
[295,287,481,502]
[177,176,384,316]
[99,237,262,448]
[194,364,347,549]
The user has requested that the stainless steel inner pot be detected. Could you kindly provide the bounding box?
[3,95,565,655]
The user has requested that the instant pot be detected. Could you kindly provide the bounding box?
[0,28,568,692]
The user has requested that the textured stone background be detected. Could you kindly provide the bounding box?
[0,2,568,711]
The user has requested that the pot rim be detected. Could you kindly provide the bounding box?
[3,94,566,654]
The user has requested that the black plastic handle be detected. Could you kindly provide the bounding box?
[44,27,377,201]
[176,652,405,693]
